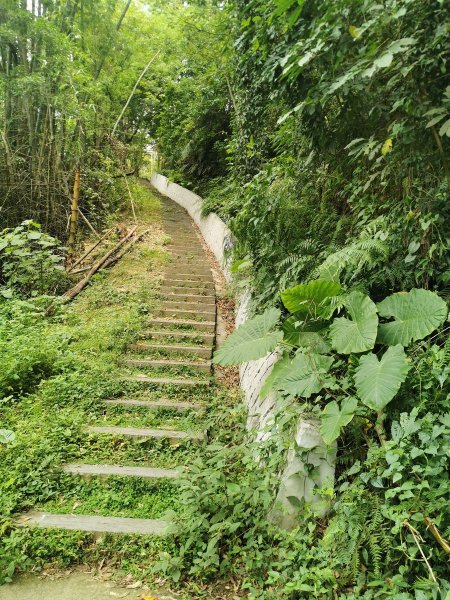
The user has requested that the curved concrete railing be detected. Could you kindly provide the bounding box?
[150,172,335,528]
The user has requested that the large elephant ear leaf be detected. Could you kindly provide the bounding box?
[213,308,282,365]
[354,345,410,412]
[282,316,330,353]
[330,291,378,354]
[273,352,334,398]
[281,280,342,316]
[320,397,358,445]
[377,288,447,346]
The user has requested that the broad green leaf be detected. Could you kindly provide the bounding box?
[281,280,342,316]
[320,397,358,445]
[213,308,282,365]
[274,352,334,398]
[377,288,447,346]
[0,429,15,444]
[259,354,291,399]
[330,291,378,354]
[381,138,392,155]
[439,118,450,137]
[282,316,330,353]
[354,345,410,412]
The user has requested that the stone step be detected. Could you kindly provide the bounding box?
[126,374,211,387]
[147,318,215,332]
[161,286,215,296]
[163,279,215,290]
[155,308,216,323]
[168,255,209,264]
[124,358,212,373]
[164,272,213,282]
[163,301,215,312]
[103,398,203,411]
[167,266,211,275]
[19,512,168,535]
[139,329,214,344]
[129,342,212,359]
[162,293,215,302]
[165,247,205,256]
[63,463,180,479]
[87,425,204,441]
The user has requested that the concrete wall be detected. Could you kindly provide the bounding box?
[150,173,335,526]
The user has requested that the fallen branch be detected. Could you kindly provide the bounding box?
[78,208,100,239]
[68,227,115,273]
[103,229,149,269]
[65,226,137,301]
[424,517,450,554]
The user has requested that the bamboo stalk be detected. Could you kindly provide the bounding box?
[68,226,115,273]
[111,50,161,136]
[65,226,137,301]
[66,167,81,268]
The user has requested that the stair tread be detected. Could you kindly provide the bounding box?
[126,375,211,386]
[87,425,204,439]
[148,317,215,326]
[130,343,212,356]
[125,358,212,367]
[140,329,214,340]
[103,399,203,410]
[63,463,180,479]
[19,512,168,535]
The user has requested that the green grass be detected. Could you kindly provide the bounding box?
[38,477,180,519]
[0,182,239,597]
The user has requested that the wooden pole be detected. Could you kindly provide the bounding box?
[111,50,161,136]
[66,167,80,268]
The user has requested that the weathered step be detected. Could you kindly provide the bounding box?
[63,463,180,479]
[147,318,215,332]
[19,512,168,535]
[164,273,213,283]
[161,286,215,296]
[167,266,211,275]
[163,279,214,290]
[104,398,203,411]
[168,256,210,264]
[129,342,212,359]
[157,307,216,319]
[126,374,211,387]
[163,292,215,301]
[124,358,212,373]
[163,301,215,311]
[140,329,214,343]
[87,425,204,441]
[164,247,205,255]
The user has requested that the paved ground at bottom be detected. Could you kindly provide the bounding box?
[0,572,179,600]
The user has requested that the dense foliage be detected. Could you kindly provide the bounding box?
[149,0,450,597]
[1,0,449,598]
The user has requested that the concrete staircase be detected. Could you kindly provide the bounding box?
[19,195,216,536]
